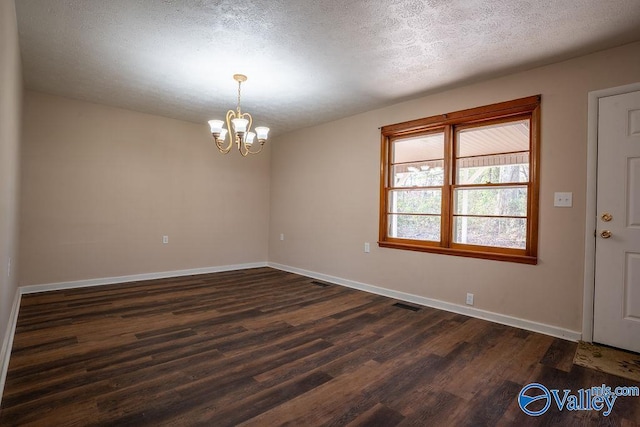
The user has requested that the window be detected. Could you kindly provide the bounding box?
[379,96,540,264]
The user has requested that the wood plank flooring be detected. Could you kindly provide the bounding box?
[1,267,639,426]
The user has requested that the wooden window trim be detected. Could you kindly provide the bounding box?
[379,96,541,264]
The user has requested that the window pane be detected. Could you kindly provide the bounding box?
[390,189,441,214]
[454,187,527,217]
[393,132,444,164]
[457,119,529,158]
[457,153,529,185]
[393,160,444,187]
[453,217,526,249]
[389,214,441,241]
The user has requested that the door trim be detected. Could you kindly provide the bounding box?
[583,82,640,343]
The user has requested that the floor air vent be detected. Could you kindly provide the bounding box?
[393,302,420,312]
[311,281,331,288]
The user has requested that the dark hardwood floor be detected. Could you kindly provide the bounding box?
[1,267,639,426]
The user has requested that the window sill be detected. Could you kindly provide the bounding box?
[377,241,538,265]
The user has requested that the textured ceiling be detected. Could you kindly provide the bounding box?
[15,0,640,135]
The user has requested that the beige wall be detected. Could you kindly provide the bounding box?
[269,41,640,333]
[0,0,22,346]
[19,92,270,285]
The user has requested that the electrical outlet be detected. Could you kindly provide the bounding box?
[466,293,474,306]
[364,242,370,253]
[280,233,285,241]
[7,257,11,277]
[163,235,169,244]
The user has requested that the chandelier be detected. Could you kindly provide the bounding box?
[208,74,269,156]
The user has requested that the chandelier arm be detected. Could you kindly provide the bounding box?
[216,138,233,154]
[237,112,254,155]
[222,109,237,152]
[243,112,252,137]
[243,143,264,155]
[212,124,232,153]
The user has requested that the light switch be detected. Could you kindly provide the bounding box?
[554,192,573,208]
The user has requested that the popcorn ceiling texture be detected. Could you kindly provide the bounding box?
[15,0,640,135]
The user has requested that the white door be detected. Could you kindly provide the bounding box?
[593,89,640,353]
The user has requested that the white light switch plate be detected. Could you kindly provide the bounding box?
[554,192,573,207]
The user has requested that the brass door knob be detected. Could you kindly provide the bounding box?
[601,213,613,222]
[600,230,612,239]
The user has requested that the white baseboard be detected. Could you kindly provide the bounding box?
[20,262,268,294]
[0,289,21,404]
[268,262,582,342]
